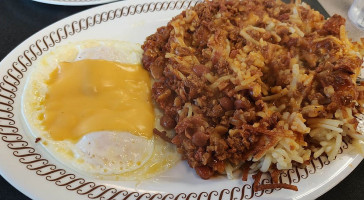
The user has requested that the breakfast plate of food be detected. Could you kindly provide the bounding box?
[1,0,364,199]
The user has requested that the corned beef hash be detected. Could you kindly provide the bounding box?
[142,0,364,191]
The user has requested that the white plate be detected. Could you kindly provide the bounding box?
[0,0,362,199]
[32,0,118,6]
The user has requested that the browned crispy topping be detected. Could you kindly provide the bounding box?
[142,0,363,188]
[35,137,41,143]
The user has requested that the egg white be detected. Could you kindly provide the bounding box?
[22,40,180,180]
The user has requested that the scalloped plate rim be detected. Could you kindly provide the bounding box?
[0,0,363,200]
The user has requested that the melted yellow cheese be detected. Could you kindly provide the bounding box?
[42,59,155,142]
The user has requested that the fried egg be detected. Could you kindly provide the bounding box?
[22,40,180,180]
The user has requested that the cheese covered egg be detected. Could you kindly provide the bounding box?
[22,40,180,180]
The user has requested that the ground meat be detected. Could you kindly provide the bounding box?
[142,0,363,180]
[153,128,172,143]
[320,14,346,36]
[160,114,176,129]
[195,165,214,180]
[192,130,210,147]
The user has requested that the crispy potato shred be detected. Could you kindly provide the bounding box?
[142,0,364,191]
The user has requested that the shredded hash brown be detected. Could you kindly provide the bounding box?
[142,0,364,190]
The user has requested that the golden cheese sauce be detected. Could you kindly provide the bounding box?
[42,59,155,142]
